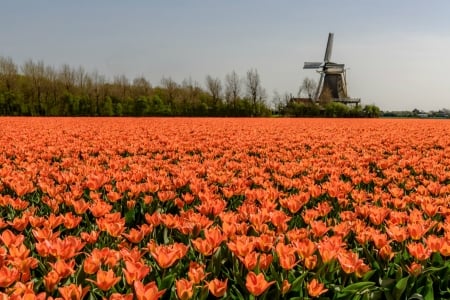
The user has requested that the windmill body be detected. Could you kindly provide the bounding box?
[303,33,360,105]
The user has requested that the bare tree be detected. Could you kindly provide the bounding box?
[42,65,59,113]
[246,68,262,116]
[298,77,317,99]
[224,71,241,109]
[161,77,178,106]
[0,56,19,114]
[22,59,45,114]
[89,70,106,114]
[0,56,18,92]
[205,75,222,108]
[181,77,202,113]
[58,64,75,93]
[132,76,152,98]
[75,66,88,93]
[113,74,130,100]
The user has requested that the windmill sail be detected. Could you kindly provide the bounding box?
[304,62,322,69]
[324,33,334,62]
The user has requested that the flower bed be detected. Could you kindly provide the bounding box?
[0,117,450,299]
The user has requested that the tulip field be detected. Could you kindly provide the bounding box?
[1,117,450,300]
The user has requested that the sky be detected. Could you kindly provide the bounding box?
[1,0,450,111]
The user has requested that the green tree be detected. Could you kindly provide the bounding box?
[324,102,349,117]
[134,97,149,116]
[363,104,381,118]
[102,96,114,116]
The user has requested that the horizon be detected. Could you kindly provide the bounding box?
[2,1,450,111]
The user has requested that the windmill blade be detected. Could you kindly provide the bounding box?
[303,62,322,69]
[324,63,345,73]
[314,73,325,101]
[324,33,334,62]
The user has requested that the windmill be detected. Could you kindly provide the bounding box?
[303,33,360,104]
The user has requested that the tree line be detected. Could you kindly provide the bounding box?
[0,56,272,117]
[0,56,380,117]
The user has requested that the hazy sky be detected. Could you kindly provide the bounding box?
[2,0,450,111]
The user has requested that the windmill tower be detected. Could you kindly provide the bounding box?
[304,33,360,104]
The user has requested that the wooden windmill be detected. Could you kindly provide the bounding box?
[304,33,360,104]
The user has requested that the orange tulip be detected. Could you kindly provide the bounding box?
[386,225,408,243]
[255,234,275,252]
[187,261,207,284]
[0,229,24,248]
[406,262,422,276]
[440,239,450,256]
[276,243,298,270]
[310,220,329,238]
[304,255,318,270]
[123,260,150,285]
[407,223,428,241]
[379,244,395,261]
[192,237,215,256]
[83,254,101,275]
[49,259,75,278]
[425,235,443,252]
[0,266,20,288]
[148,241,188,269]
[80,231,99,244]
[245,272,274,297]
[207,278,228,298]
[8,243,31,260]
[227,236,255,257]
[109,293,134,300]
[372,233,389,249]
[407,243,431,261]
[307,279,328,298]
[133,281,166,300]
[175,278,194,300]
[204,227,224,249]
[238,251,259,271]
[72,199,90,215]
[86,269,120,291]
[58,284,89,300]
[43,270,60,292]
[281,279,291,295]
[258,253,273,271]
[122,228,145,244]
[293,238,316,259]
[32,227,60,243]
[337,251,362,274]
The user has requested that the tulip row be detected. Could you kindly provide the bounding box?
[0,117,450,299]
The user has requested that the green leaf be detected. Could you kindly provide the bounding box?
[160,274,174,290]
[125,208,135,224]
[352,294,362,300]
[198,285,209,300]
[423,278,434,300]
[393,276,409,300]
[381,278,396,289]
[408,293,424,300]
[163,227,169,244]
[290,271,308,292]
[362,270,376,281]
[337,282,376,298]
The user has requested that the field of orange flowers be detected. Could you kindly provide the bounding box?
[0,117,450,300]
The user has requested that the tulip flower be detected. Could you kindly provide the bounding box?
[307,279,328,298]
[245,272,275,296]
[207,278,228,297]
[86,269,120,291]
[58,284,89,300]
[175,278,194,300]
[133,281,166,300]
